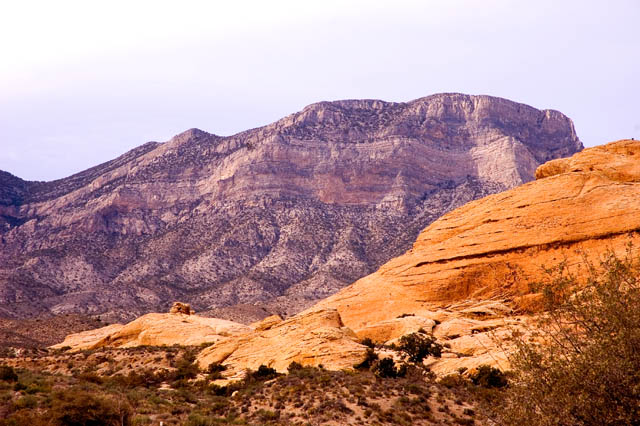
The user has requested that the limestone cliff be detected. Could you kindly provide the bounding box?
[0,93,581,321]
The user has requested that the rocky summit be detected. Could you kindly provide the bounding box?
[0,93,582,322]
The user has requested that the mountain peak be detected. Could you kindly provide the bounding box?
[0,93,582,321]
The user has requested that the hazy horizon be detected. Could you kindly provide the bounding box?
[1,0,638,181]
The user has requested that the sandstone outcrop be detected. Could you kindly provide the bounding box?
[313,140,640,325]
[196,309,367,376]
[51,140,637,377]
[52,313,251,350]
[169,302,193,315]
[306,140,640,373]
[250,314,283,332]
[0,93,581,322]
[355,315,436,344]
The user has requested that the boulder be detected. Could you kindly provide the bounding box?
[169,302,193,315]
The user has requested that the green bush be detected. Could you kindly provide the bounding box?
[287,361,303,373]
[247,365,278,381]
[502,249,640,425]
[398,332,442,363]
[206,362,227,380]
[48,389,132,426]
[360,338,375,348]
[172,352,200,381]
[354,348,378,370]
[373,358,406,379]
[185,412,213,426]
[470,365,507,389]
[14,394,38,409]
[439,373,468,389]
[0,365,18,382]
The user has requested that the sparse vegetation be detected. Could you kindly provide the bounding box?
[7,251,636,424]
[469,365,507,389]
[0,366,18,383]
[501,248,640,425]
[48,389,133,426]
[373,357,406,379]
[397,332,442,363]
[0,347,485,425]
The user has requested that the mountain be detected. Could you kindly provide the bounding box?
[54,140,639,378]
[0,93,582,321]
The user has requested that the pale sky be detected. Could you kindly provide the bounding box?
[1,0,638,181]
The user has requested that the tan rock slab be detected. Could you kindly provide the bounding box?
[197,309,367,376]
[355,315,436,344]
[51,313,251,350]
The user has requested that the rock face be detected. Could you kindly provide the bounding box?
[52,312,251,350]
[312,139,640,325]
[0,93,582,321]
[307,140,640,373]
[196,309,368,376]
[52,141,637,376]
[54,307,369,377]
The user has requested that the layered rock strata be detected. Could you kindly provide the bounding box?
[0,94,581,321]
[54,141,638,376]
[312,139,640,327]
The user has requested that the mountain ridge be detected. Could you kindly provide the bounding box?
[0,93,582,321]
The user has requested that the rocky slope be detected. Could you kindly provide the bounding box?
[0,93,582,321]
[55,141,638,378]
[313,139,640,322]
[308,139,640,373]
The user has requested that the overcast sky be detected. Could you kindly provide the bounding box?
[1,0,638,181]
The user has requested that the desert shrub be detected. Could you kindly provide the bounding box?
[310,398,354,415]
[206,362,227,374]
[247,365,278,381]
[360,337,375,348]
[354,348,378,370]
[206,362,227,380]
[14,394,38,409]
[185,412,213,426]
[172,351,200,381]
[439,373,469,389]
[48,389,132,426]
[398,332,442,363]
[373,357,406,379]
[469,365,507,389]
[502,248,640,425]
[286,361,303,372]
[77,371,103,384]
[255,409,279,421]
[0,365,18,382]
[131,415,152,425]
[0,411,51,426]
[109,369,167,388]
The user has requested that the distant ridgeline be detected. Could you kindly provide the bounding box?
[0,93,582,322]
